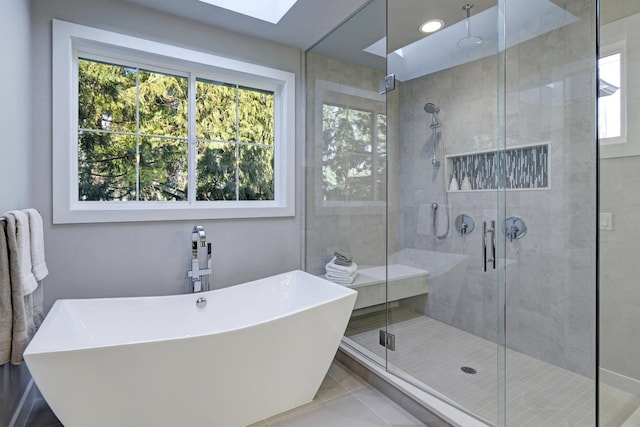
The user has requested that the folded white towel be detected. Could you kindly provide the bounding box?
[5,211,38,296]
[325,272,358,285]
[25,209,48,281]
[325,257,358,275]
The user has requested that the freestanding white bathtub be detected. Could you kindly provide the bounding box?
[24,270,357,427]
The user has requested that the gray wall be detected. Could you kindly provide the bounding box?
[30,0,304,310]
[599,3,640,384]
[600,157,640,382]
[0,0,32,214]
[0,2,33,425]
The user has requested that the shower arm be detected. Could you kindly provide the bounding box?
[463,4,473,38]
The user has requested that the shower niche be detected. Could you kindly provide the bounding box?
[447,143,549,191]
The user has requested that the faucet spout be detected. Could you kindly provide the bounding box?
[192,225,206,247]
[188,225,212,293]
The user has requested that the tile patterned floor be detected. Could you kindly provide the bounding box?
[25,361,428,427]
[347,308,640,427]
[250,360,429,427]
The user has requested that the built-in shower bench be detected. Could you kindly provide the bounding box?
[346,264,429,310]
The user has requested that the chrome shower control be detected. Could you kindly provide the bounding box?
[196,297,207,308]
[504,216,527,242]
[455,214,475,236]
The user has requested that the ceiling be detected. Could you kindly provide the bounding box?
[119,0,582,82]
[119,0,497,53]
[387,0,496,52]
[120,0,369,50]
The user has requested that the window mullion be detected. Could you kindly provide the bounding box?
[136,68,140,201]
[372,113,378,202]
[188,74,197,204]
[235,84,240,201]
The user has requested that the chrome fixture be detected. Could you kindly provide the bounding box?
[455,214,475,236]
[424,102,442,167]
[188,225,212,292]
[483,220,496,272]
[424,102,441,128]
[431,202,450,240]
[379,74,396,95]
[196,296,207,309]
[426,102,450,239]
[457,4,483,49]
[504,216,527,242]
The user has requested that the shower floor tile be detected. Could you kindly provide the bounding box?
[347,309,640,427]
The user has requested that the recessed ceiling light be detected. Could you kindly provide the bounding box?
[419,19,445,34]
[197,0,299,24]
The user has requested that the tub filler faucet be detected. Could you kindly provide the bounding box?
[188,225,212,292]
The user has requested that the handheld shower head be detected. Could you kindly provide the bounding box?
[424,103,440,114]
[425,102,441,128]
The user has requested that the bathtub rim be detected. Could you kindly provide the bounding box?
[25,269,356,356]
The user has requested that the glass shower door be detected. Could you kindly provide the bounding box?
[385,0,598,424]
[384,0,504,423]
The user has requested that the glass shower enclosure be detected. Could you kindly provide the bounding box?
[305,0,598,425]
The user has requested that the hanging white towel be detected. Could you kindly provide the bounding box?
[2,213,44,364]
[0,221,12,363]
[25,209,48,281]
[5,211,38,295]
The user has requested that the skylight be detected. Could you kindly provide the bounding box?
[197,0,299,24]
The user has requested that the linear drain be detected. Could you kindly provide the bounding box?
[460,366,477,374]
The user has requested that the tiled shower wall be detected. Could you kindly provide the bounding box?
[397,0,596,376]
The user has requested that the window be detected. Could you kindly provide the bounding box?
[598,45,626,144]
[322,103,386,203]
[314,80,386,211]
[53,20,295,223]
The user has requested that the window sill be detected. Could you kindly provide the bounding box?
[54,202,294,224]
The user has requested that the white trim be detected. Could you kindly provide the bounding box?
[598,42,627,147]
[600,368,640,396]
[599,11,639,159]
[52,20,295,223]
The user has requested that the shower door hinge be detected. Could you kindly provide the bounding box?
[379,330,396,351]
[379,74,395,94]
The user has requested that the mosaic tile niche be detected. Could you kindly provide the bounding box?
[448,144,548,191]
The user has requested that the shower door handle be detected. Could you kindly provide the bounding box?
[483,221,496,272]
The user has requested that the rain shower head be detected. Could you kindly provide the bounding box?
[457,4,484,49]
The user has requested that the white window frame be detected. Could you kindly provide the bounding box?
[598,41,627,146]
[52,20,295,224]
[598,10,640,159]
